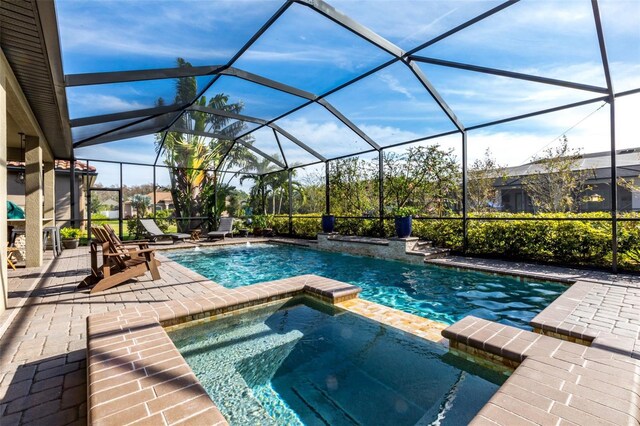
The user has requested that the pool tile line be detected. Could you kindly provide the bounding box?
[85,275,362,426]
[442,316,640,425]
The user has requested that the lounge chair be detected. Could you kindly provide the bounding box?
[79,226,161,294]
[139,219,190,243]
[207,217,234,240]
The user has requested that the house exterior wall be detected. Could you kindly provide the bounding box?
[1,48,7,314]
[7,170,88,227]
[498,181,637,213]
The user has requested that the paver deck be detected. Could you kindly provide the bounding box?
[443,316,640,425]
[430,255,640,357]
[0,240,260,426]
[0,240,638,425]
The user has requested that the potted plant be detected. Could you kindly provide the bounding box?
[60,227,82,249]
[321,213,336,233]
[392,207,418,238]
[252,215,268,237]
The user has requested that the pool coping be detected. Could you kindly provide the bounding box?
[85,261,640,425]
[85,274,362,426]
[160,241,640,356]
[423,257,577,285]
[442,316,640,425]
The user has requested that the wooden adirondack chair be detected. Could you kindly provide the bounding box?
[78,226,161,294]
[103,224,149,250]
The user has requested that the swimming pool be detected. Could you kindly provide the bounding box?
[169,297,504,425]
[167,243,566,328]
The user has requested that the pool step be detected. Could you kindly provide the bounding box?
[414,240,434,248]
[291,380,359,425]
[407,240,450,260]
[282,364,422,425]
[421,247,451,259]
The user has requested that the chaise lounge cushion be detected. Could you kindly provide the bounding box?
[207,217,234,240]
[139,219,190,242]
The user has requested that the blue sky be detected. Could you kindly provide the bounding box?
[57,0,640,187]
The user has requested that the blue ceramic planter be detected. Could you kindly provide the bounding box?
[321,215,336,233]
[395,216,412,238]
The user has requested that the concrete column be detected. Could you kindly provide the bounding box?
[0,59,8,313]
[25,135,43,267]
[43,161,55,226]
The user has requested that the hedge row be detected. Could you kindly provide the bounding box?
[265,213,639,271]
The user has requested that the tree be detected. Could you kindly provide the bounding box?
[130,194,151,218]
[383,145,460,216]
[521,136,594,213]
[240,157,281,214]
[329,157,378,215]
[155,58,258,231]
[240,158,305,215]
[298,168,325,214]
[122,184,155,200]
[468,148,505,213]
[127,194,152,238]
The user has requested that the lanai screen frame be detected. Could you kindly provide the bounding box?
[61,0,640,272]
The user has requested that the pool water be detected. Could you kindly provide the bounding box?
[167,243,566,328]
[169,298,505,426]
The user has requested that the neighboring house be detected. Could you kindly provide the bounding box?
[97,196,121,219]
[496,148,640,213]
[7,160,98,227]
[147,191,175,211]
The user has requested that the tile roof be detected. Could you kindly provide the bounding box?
[146,191,173,203]
[7,160,96,172]
[503,147,640,178]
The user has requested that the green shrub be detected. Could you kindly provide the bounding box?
[619,219,640,270]
[90,213,109,226]
[269,216,290,235]
[60,227,82,239]
[455,213,617,268]
[392,206,418,217]
[252,215,268,229]
[269,212,639,271]
[126,218,141,239]
[335,217,381,237]
[154,209,173,233]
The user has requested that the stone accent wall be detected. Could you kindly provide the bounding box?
[316,233,423,264]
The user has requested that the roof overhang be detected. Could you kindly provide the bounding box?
[0,0,72,159]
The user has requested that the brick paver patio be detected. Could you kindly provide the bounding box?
[0,241,639,425]
[0,242,246,426]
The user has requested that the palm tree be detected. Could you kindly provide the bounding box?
[240,159,306,215]
[240,157,281,214]
[155,58,257,230]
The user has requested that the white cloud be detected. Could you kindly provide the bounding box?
[68,94,146,117]
[467,93,640,167]
[377,73,415,100]
[359,124,420,146]
[277,117,372,159]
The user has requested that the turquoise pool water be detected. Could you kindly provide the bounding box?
[169,297,504,425]
[167,243,566,328]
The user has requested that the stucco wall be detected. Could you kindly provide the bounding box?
[7,170,85,226]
